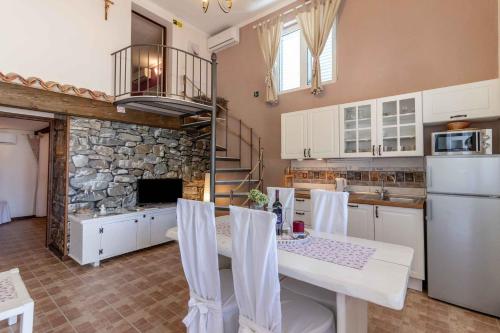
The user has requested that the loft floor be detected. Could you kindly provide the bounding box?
[0,219,499,333]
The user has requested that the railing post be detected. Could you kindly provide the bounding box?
[210,53,218,203]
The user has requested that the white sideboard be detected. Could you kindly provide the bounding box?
[69,205,176,267]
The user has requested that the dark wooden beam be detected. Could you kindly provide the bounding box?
[0,82,181,129]
[35,126,51,135]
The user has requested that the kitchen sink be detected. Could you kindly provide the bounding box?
[386,197,418,203]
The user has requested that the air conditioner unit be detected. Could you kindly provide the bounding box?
[208,27,240,53]
[0,132,17,144]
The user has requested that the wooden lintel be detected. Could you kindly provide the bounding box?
[0,82,181,130]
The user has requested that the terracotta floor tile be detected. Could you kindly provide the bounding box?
[1,218,499,333]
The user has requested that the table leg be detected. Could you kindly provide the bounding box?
[336,293,368,333]
[20,302,34,333]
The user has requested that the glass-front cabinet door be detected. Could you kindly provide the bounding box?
[376,92,423,157]
[339,100,377,157]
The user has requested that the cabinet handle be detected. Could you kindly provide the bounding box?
[296,212,305,216]
[348,204,359,208]
[375,206,379,218]
[151,216,155,220]
[143,214,146,218]
[378,145,382,156]
[450,114,467,119]
[372,145,375,156]
[134,219,138,223]
[304,148,307,158]
[308,148,311,158]
[296,199,305,202]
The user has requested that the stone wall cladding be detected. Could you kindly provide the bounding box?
[68,117,210,213]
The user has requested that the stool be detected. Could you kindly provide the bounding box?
[0,201,11,224]
[0,268,34,333]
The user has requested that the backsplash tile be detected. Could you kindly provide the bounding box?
[291,157,425,188]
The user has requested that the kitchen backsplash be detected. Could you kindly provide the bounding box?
[291,157,425,188]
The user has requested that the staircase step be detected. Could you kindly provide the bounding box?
[215,179,259,185]
[215,192,249,198]
[194,132,211,140]
[216,168,251,173]
[216,156,240,162]
[216,145,227,152]
[215,205,230,211]
[181,120,211,129]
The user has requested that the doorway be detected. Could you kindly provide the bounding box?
[131,11,167,96]
[0,115,51,246]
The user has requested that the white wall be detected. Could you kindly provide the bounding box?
[0,131,38,217]
[0,0,209,95]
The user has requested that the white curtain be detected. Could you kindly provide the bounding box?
[35,133,49,217]
[297,0,342,95]
[311,189,349,235]
[257,17,283,104]
[177,199,224,333]
[229,206,282,333]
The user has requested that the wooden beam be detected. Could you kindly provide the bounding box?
[0,82,181,129]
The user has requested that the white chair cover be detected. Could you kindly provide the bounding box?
[0,201,11,224]
[267,187,295,229]
[311,190,349,235]
[177,199,226,333]
[230,206,282,333]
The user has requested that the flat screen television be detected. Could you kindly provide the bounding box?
[137,179,183,205]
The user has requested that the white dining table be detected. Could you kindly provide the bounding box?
[166,215,414,333]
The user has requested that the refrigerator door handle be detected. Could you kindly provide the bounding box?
[427,166,432,188]
[427,199,432,221]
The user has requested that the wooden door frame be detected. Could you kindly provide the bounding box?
[0,111,55,247]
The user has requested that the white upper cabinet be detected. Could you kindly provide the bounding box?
[423,79,500,124]
[376,92,423,157]
[307,106,339,158]
[281,106,339,159]
[281,111,308,159]
[339,99,378,157]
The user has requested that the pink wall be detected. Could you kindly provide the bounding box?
[217,0,499,187]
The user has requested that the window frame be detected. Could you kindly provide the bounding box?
[277,19,337,95]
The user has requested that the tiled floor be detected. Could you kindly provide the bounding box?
[0,218,499,333]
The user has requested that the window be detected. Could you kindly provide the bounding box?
[278,20,336,93]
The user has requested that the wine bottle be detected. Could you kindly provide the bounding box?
[272,189,283,235]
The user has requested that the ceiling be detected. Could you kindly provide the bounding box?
[149,0,294,35]
[0,117,49,131]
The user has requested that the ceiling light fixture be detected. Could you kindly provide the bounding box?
[202,0,232,13]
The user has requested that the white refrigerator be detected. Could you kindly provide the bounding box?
[426,156,500,317]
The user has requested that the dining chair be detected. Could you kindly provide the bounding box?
[229,206,335,333]
[281,189,350,314]
[267,187,295,231]
[177,199,239,333]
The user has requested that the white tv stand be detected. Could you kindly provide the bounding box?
[68,204,176,267]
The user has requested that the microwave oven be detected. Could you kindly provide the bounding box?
[432,129,492,155]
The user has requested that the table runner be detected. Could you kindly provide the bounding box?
[216,219,375,270]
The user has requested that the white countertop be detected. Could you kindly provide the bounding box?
[166,215,413,310]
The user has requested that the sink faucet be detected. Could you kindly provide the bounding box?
[376,178,388,200]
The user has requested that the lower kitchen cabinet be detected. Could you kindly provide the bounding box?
[347,204,375,239]
[374,206,425,281]
[69,206,176,267]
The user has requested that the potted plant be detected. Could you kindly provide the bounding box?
[248,189,269,210]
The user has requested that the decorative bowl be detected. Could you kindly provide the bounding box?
[447,121,471,130]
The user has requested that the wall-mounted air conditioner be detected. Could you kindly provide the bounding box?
[0,132,17,144]
[208,26,240,53]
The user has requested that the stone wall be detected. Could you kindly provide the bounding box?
[68,117,209,213]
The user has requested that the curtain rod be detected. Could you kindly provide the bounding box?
[252,0,311,29]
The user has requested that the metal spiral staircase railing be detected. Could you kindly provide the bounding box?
[111,44,264,209]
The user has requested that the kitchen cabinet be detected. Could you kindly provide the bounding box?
[374,205,425,281]
[281,106,339,159]
[347,203,374,239]
[376,92,423,157]
[339,99,377,158]
[423,79,500,124]
[69,206,176,267]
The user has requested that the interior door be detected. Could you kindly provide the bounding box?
[339,100,377,157]
[308,106,339,158]
[281,111,308,159]
[150,210,177,246]
[347,204,374,239]
[100,219,138,259]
